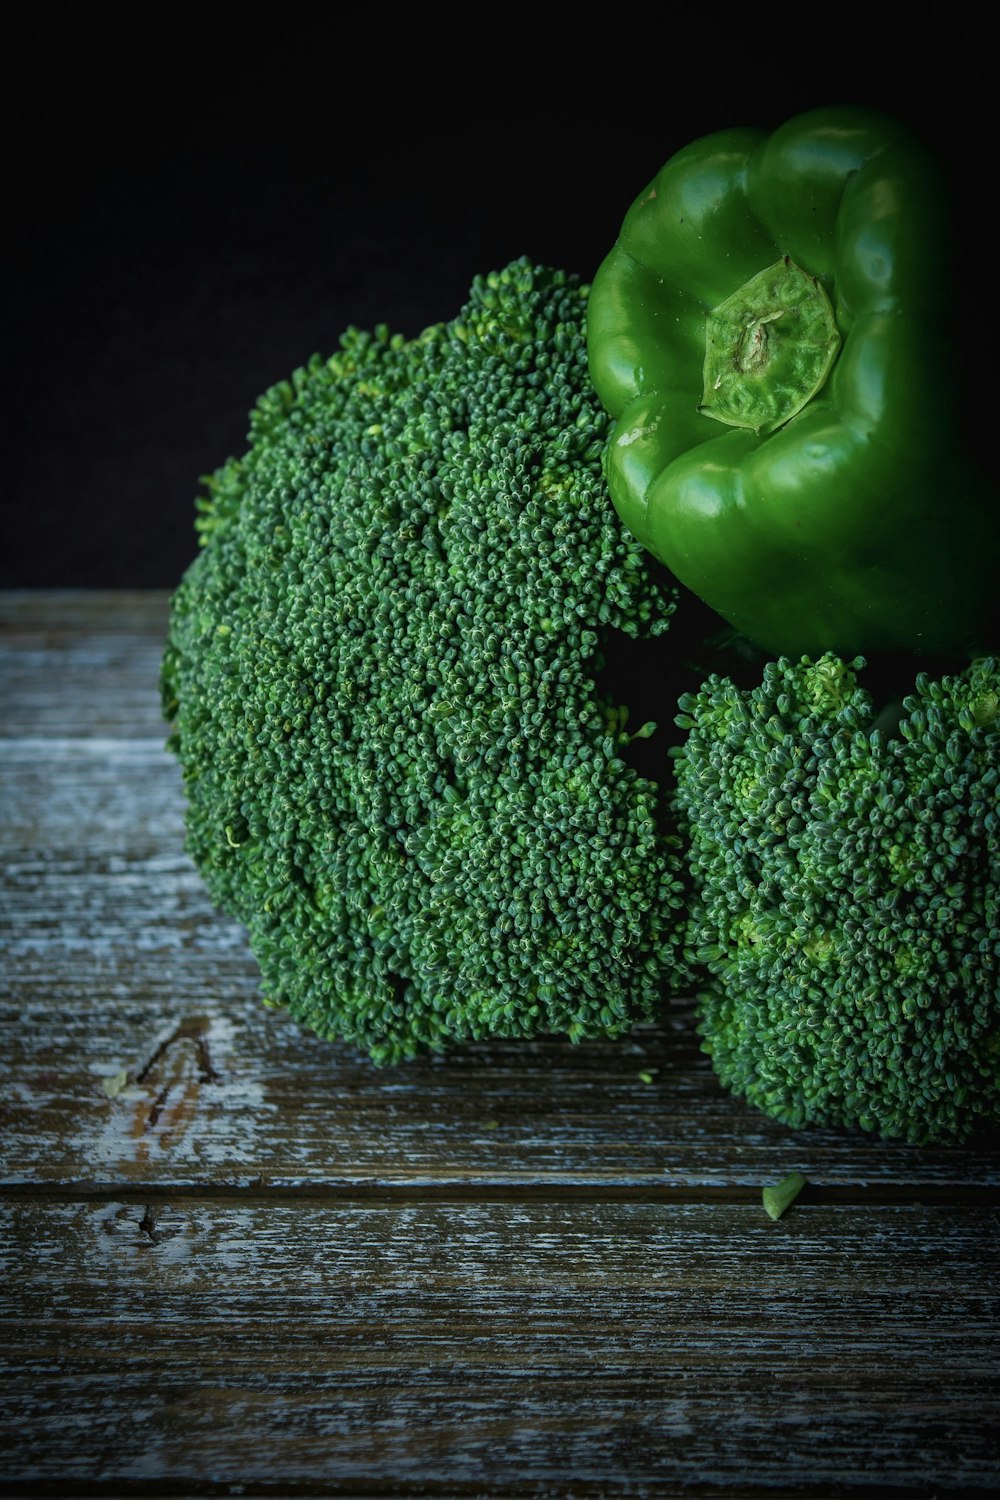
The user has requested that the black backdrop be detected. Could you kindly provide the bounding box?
[3,26,983,588]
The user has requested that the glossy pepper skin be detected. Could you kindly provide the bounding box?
[587,106,995,661]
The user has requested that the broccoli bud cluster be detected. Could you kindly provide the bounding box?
[163,255,999,1143]
[162,260,689,1062]
[673,654,1000,1143]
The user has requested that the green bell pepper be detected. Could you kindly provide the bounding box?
[587,106,995,660]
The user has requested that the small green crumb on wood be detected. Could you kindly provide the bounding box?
[762,1171,808,1221]
[101,1068,130,1099]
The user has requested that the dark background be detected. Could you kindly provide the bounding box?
[2,28,985,588]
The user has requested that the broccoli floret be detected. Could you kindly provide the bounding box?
[673,654,1000,1144]
[162,259,690,1063]
[762,1171,807,1221]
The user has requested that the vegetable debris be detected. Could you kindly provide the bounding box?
[763,1172,808,1221]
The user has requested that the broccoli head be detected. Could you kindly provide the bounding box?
[673,653,1000,1143]
[162,259,690,1063]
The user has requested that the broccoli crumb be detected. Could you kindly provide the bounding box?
[762,1171,808,1221]
[100,1068,130,1099]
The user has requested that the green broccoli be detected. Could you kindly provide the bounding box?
[762,1171,808,1221]
[161,259,690,1063]
[673,653,1000,1144]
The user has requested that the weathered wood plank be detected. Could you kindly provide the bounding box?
[0,745,182,852]
[0,590,171,637]
[3,594,999,1191]
[3,848,998,1189]
[2,1197,997,1495]
[0,590,171,738]
[3,987,999,1190]
[3,583,1000,1499]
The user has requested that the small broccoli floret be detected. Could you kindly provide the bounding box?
[673,654,1000,1144]
[162,259,690,1063]
[762,1171,807,1221]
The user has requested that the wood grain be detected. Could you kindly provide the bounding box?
[2,591,999,1497]
[3,1198,998,1494]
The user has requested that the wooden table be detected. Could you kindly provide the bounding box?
[2,590,998,1498]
